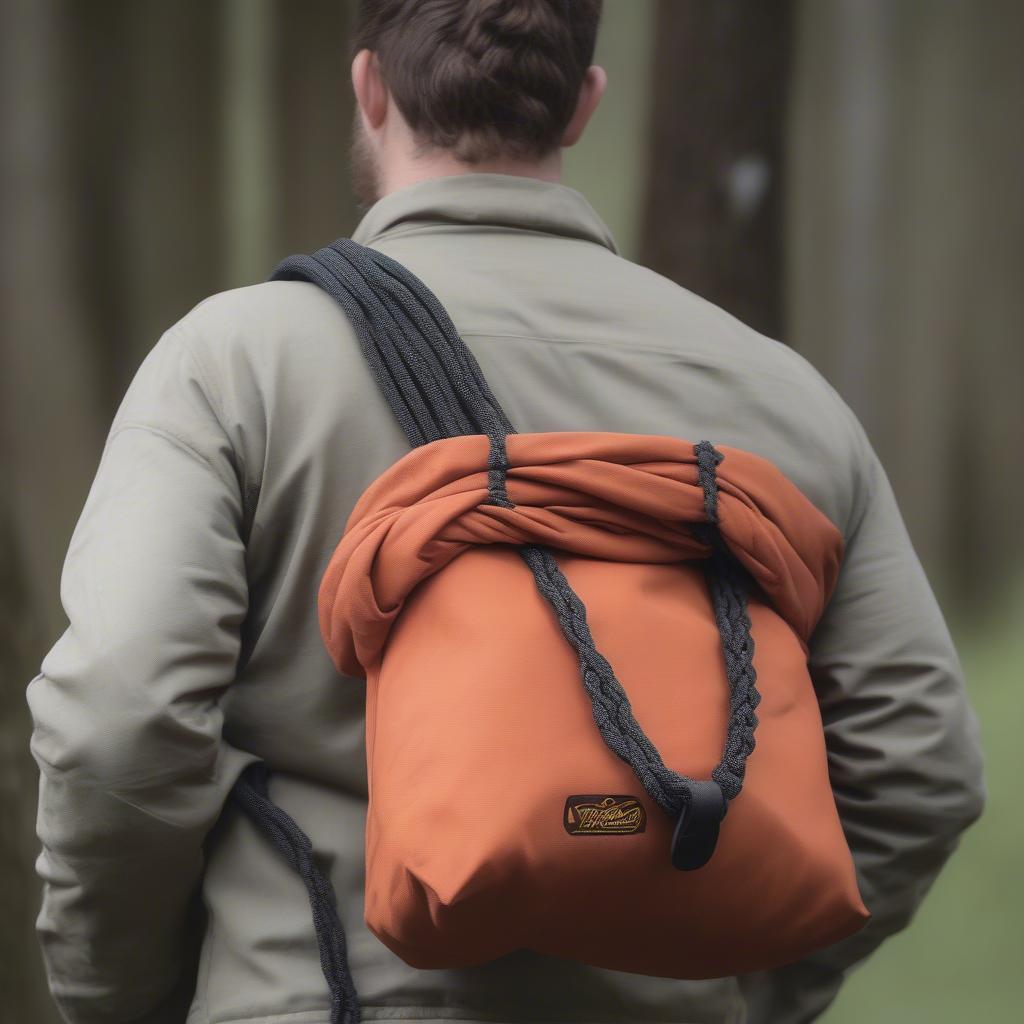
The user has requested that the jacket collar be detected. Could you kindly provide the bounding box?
[350,172,619,254]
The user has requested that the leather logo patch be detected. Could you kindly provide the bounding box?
[564,795,647,836]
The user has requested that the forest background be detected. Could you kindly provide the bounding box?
[2,2,1021,1021]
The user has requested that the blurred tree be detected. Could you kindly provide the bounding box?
[562,0,654,259]
[1,0,102,1009]
[271,1,356,261]
[62,0,224,399]
[1,2,356,1019]
[639,0,794,339]
[3,1,1020,1021]
[787,0,1024,609]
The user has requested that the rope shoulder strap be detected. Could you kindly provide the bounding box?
[229,238,760,1022]
[231,763,358,1024]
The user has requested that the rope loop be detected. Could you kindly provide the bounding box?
[230,763,360,1024]
[232,238,765,1016]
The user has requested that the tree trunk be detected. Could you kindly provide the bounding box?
[0,1,98,1016]
[639,0,794,340]
[0,2,357,1018]
[786,0,1024,605]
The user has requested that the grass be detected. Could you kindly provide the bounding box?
[823,575,1024,1021]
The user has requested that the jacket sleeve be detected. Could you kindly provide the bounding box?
[26,322,260,1024]
[740,412,986,1022]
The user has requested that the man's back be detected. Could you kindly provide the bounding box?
[28,171,982,1024]
[200,173,785,1022]
[202,172,857,1022]
[28,0,986,1018]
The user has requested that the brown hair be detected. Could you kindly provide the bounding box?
[353,0,603,163]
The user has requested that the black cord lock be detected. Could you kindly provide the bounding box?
[670,780,727,871]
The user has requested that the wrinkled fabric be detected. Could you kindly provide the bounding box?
[318,427,866,978]
[320,432,845,675]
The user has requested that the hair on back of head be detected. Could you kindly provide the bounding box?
[353,0,604,164]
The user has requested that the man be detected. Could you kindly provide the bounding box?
[27,2,984,1023]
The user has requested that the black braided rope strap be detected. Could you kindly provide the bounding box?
[516,440,760,871]
[272,239,513,448]
[230,763,360,1024]
[288,241,761,872]
[273,240,762,864]
[228,238,762,1016]
[693,441,761,804]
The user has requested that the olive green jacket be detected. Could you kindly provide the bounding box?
[28,173,985,1024]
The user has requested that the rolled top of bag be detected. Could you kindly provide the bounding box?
[318,429,844,678]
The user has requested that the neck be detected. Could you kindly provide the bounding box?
[379,147,563,198]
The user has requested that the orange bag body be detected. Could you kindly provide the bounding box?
[318,430,869,980]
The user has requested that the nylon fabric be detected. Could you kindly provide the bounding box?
[232,238,866,1014]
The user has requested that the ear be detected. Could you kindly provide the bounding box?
[351,48,388,132]
[561,64,608,148]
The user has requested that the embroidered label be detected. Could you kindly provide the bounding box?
[563,795,647,836]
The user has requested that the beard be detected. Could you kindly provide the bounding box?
[350,111,383,208]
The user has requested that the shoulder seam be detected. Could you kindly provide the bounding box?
[459,331,814,385]
[366,222,616,249]
[153,314,263,528]
[171,321,232,438]
[105,421,226,479]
